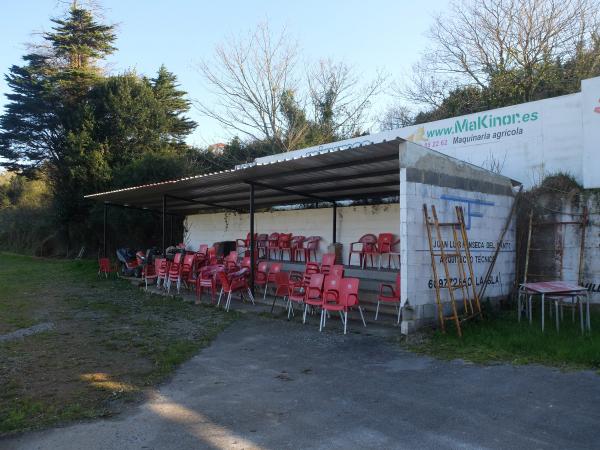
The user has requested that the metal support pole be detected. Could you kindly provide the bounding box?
[332,202,337,244]
[162,195,167,255]
[103,203,108,257]
[249,183,255,295]
[170,215,174,245]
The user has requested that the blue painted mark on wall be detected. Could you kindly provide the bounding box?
[440,194,495,229]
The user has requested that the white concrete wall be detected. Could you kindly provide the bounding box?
[184,204,400,260]
[402,182,516,323]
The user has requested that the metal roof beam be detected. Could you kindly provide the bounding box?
[164,194,240,212]
[104,201,184,217]
[245,180,335,203]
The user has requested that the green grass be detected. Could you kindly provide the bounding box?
[0,252,237,435]
[410,308,600,371]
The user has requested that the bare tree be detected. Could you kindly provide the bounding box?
[307,59,387,138]
[377,104,414,131]
[196,22,300,150]
[400,0,600,109]
[197,23,387,150]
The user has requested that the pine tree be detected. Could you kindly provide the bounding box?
[151,65,197,145]
[0,4,116,250]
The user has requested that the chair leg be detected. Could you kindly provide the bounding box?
[319,309,325,332]
[396,303,402,325]
[344,311,348,334]
[375,301,380,320]
[247,288,255,305]
[263,282,269,300]
[217,288,224,307]
[225,292,232,312]
[358,306,366,327]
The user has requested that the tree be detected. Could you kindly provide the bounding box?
[197,22,299,150]
[377,104,414,131]
[0,5,117,248]
[151,65,197,146]
[197,21,386,150]
[401,0,600,116]
[308,59,386,140]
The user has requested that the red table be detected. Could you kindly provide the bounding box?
[519,281,590,333]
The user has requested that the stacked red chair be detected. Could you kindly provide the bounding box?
[267,233,280,260]
[165,252,183,293]
[143,258,159,290]
[217,268,255,312]
[263,262,282,300]
[320,253,336,275]
[278,233,293,261]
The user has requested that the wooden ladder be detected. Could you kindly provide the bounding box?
[423,204,482,337]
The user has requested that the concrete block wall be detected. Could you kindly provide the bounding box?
[529,192,600,302]
[402,181,516,328]
[184,204,400,262]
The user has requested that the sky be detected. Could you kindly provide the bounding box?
[0,0,450,147]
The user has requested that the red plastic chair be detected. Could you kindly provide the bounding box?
[302,273,325,324]
[263,262,283,300]
[217,269,255,312]
[135,251,145,267]
[241,256,252,269]
[330,265,345,278]
[256,234,269,259]
[267,233,280,260]
[165,253,183,293]
[156,258,169,288]
[320,253,336,275]
[207,246,217,264]
[180,253,196,290]
[143,258,159,290]
[271,271,291,313]
[196,265,222,304]
[236,232,252,255]
[224,259,239,273]
[254,261,269,292]
[320,278,366,334]
[278,233,293,261]
[348,234,378,268]
[296,236,320,262]
[322,275,342,307]
[376,233,400,269]
[97,258,115,278]
[290,236,305,262]
[376,273,402,324]
[290,262,319,289]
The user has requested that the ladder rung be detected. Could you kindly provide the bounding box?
[426,221,461,227]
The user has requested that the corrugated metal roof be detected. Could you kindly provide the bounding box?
[85,138,517,214]
[86,139,402,214]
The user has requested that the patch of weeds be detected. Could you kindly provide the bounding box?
[407,309,600,372]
